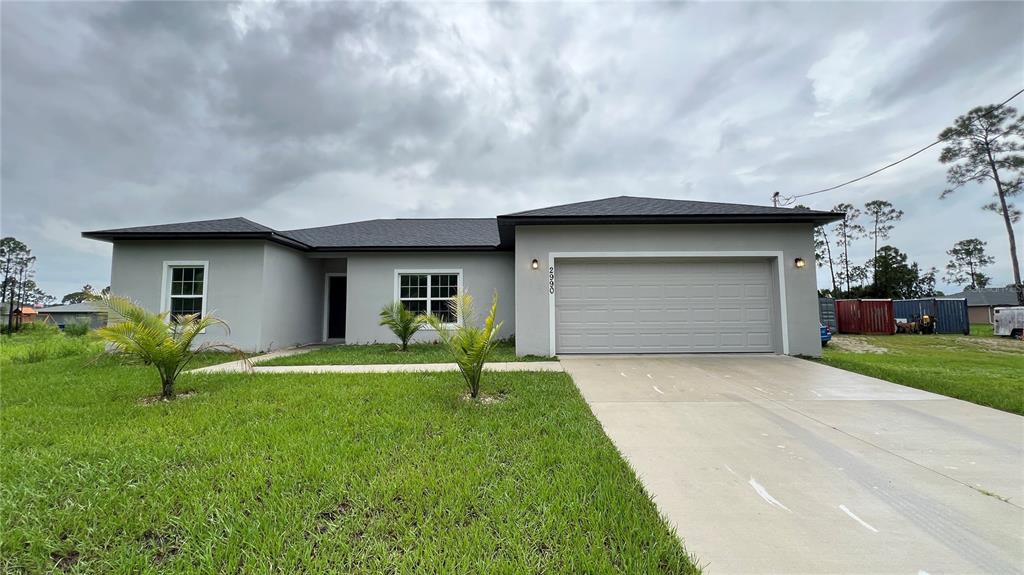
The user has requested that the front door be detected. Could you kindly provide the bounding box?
[327,276,346,339]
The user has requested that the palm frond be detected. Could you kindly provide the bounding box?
[94,294,232,399]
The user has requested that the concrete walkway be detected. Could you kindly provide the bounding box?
[562,354,1024,575]
[189,347,562,374]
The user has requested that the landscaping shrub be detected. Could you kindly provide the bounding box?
[424,291,503,399]
[94,295,238,399]
[378,301,425,351]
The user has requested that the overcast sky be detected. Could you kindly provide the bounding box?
[2,1,1023,299]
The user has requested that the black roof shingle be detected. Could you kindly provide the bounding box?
[281,219,500,250]
[501,195,840,221]
[83,196,842,251]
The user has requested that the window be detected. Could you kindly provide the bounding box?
[397,272,460,324]
[166,264,206,323]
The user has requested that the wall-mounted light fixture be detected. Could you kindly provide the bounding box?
[531,259,540,270]
[794,257,806,269]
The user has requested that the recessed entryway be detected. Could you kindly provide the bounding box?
[324,274,346,340]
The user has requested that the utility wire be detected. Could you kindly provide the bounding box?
[775,86,1024,206]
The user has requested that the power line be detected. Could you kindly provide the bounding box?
[774,86,1024,206]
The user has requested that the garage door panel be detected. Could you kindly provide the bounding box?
[555,259,777,354]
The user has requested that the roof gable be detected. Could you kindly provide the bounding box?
[501,195,839,220]
[87,217,274,235]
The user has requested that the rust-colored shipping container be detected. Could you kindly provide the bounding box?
[835,299,895,335]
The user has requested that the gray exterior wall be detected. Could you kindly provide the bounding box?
[513,223,822,357]
[258,242,323,349]
[344,252,515,344]
[110,240,323,352]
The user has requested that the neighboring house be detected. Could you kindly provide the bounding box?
[36,302,109,330]
[11,306,37,325]
[946,287,1022,324]
[82,196,841,356]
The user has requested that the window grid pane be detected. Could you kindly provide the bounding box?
[168,266,205,320]
[397,272,459,324]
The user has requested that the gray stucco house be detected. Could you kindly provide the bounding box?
[83,196,841,357]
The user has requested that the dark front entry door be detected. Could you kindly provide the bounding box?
[328,276,346,339]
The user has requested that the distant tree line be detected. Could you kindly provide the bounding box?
[1,236,109,333]
[807,99,1022,304]
[807,200,1002,300]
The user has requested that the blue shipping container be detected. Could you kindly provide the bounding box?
[819,297,838,333]
[892,298,969,334]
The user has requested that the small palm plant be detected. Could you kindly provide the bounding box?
[424,291,503,399]
[94,295,234,399]
[378,301,425,351]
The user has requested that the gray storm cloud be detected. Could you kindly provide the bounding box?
[1,1,1022,297]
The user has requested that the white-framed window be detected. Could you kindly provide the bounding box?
[161,261,208,323]
[395,270,462,324]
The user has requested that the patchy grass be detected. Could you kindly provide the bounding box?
[820,331,1024,415]
[971,323,995,337]
[1,340,695,573]
[1,326,102,364]
[261,340,554,366]
[0,329,245,371]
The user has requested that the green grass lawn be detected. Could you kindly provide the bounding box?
[820,327,1024,415]
[261,340,554,366]
[1,334,696,573]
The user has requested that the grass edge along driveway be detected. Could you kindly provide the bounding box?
[818,326,1023,415]
[2,347,698,574]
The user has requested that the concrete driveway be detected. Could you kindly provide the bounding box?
[562,355,1024,575]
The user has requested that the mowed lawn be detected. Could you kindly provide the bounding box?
[1,335,696,573]
[260,341,553,366]
[820,325,1024,415]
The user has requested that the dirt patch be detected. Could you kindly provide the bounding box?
[314,500,352,533]
[137,391,196,405]
[460,392,507,404]
[50,550,80,572]
[829,336,888,354]
[140,529,180,565]
[951,335,1024,354]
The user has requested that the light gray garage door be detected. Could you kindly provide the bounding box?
[554,259,777,353]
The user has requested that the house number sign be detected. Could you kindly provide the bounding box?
[548,266,555,294]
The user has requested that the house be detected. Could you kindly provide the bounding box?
[946,287,1023,324]
[82,196,842,357]
[10,306,37,326]
[35,302,109,330]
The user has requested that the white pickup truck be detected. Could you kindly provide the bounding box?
[993,306,1024,339]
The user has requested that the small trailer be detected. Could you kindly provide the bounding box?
[992,306,1024,339]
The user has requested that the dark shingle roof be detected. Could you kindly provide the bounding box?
[502,195,840,222]
[83,196,840,251]
[86,217,274,235]
[282,219,499,250]
[82,217,308,248]
[946,287,1022,307]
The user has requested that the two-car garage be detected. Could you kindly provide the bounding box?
[553,258,780,354]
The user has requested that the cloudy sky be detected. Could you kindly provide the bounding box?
[2,1,1023,299]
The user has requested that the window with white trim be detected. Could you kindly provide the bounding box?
[398,272,459,323]
[168,265,205,322]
